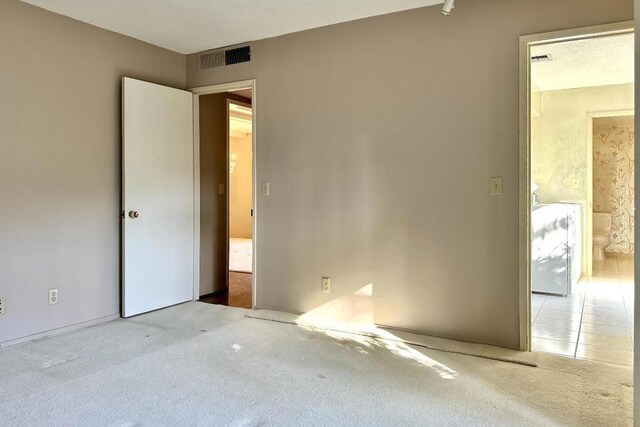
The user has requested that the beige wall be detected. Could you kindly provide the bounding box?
[0,0,185,344]
[199,93,229,295]
[230,134,253,239]
[187,0,632,347]
[532,84,634,266]
[0,0,633,349]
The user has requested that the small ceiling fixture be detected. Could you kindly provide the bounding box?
[442,0,455,16]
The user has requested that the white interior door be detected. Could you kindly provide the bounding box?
[122,77,194,317]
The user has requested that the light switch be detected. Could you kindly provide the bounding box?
[218,183,225,195]
[262,182,270,196]
[490,177,502,196]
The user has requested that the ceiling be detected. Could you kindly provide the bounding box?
[531,33,634,92]
[20,0,443,54]
[232,89,252,100]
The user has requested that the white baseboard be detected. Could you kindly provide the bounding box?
[0,313,120,348]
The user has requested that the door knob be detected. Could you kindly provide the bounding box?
[128,211,139,219]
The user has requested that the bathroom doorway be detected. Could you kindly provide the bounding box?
[589,112,634,278]
[522,24,635,364]
[587,110,634,278]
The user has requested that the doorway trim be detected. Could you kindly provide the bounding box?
[189,79,257,308]
[518,22,633,351]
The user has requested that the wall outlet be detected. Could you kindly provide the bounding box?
[0,297,5,315]
[49,289,59,305]
[489,177,502,196]
[322,277,331,293]
[262,182,270,196]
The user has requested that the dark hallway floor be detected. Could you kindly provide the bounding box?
[199,272,252,309]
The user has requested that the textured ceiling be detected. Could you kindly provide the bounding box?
[20,0,443,54]
[531,33,634,91]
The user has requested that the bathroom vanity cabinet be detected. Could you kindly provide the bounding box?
[531,203,582,296]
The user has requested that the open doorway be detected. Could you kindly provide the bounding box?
[523,26,634,364]
[226,97,253,308]
[195,84,255,309]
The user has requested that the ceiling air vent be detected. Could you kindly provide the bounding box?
[531,54,553,63]
[200,45,251,70]
[200,50,225,70]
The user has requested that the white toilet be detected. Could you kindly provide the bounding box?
[592,212,612,261]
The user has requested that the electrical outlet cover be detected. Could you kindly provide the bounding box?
[489,177,502,196]
[322,277,330,293]
[49,289,58,305]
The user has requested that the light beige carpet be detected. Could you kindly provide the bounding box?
[0,302,633,426]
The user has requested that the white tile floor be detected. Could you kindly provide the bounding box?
[531,253,634,366]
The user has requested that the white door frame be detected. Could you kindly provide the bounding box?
[189,80,257,308]
[518,22,633,351]
[586,109,635,277]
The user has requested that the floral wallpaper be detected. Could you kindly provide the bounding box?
[593,118,635,254]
